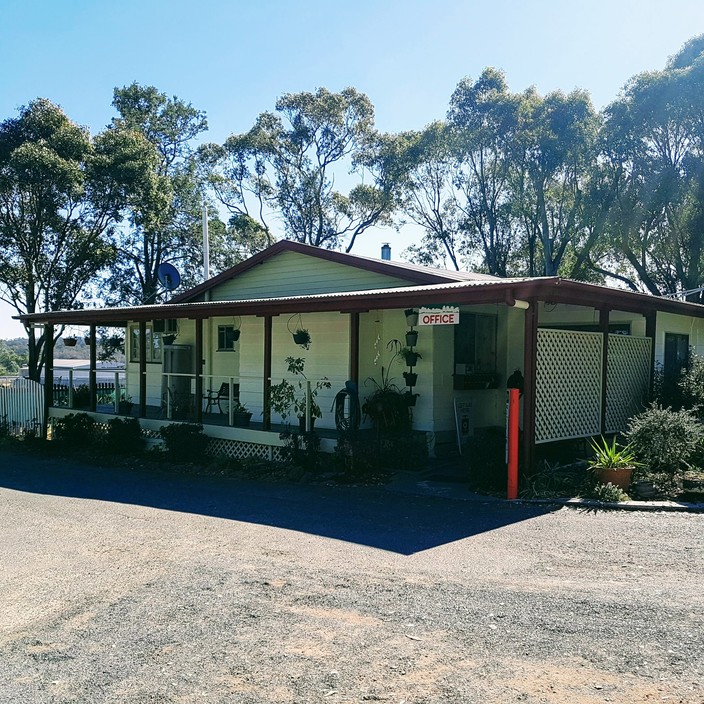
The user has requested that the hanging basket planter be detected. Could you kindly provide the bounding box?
[232,316,241,342]
[163,334,177,345]
[404,309,419,327]
[288,313,311,349]
[84,335,93,346]
[405,330,418,347]
[63,336,78,347]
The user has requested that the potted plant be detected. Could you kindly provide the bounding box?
[163,334,177,345]
[288,313,311,349]
[588,436,642,491]
[63,335,78,347]
[267,356,330,429]
[231,401,252,427]
[400,347,422,367]
[292,329,311,349]
[404,309,419,327]
[405,330,418,347]
[363,368,410,433]
[403,371,418,387]
[84,334,93,346]
[403,391,419,407]
[118,394,134,416]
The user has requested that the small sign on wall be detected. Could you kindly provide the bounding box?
[418,306,460,326]
[454,395,474,455]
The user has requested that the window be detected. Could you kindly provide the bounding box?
[664,333,689,383]
[454,313,498,389]
[218,325,238,351]
[129,324,162,363]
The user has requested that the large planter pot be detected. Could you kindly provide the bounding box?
[233,411,252,427]
[298,416,316,432]
[405,330,418,347]
[595,466,634,491]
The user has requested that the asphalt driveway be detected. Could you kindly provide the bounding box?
[1,449,703,703]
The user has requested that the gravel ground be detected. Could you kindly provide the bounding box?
[1,449,703,704]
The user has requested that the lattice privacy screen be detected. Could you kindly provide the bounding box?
[535,329,603,443]
[207,437,282,462]
[605,335,651,434]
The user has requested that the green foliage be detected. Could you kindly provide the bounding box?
[268,356,331,423]
[588,436,642,470]
[589,482,630,503]
[202,87,402,253]
[53,413,97,446]
[72,384,91,408]
[362,371,410,433]
[520,461,587,499]
[105,417,144,455]
[676,353,704,418]
[279,430,322,472]
[159,423,209,462]
[334,435,390,483]
[627,404,704,476]
[0,98,150,379]
[0,340,26,375]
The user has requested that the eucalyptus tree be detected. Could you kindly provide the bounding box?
[0,98,159,379]
[107,83,212,303]
[513,87,601,277]
[601,35,704,296]
[448,68,523,276]
[201,87,401,253]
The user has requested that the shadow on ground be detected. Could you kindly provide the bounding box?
[0,450,557,555]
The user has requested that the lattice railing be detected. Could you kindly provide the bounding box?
[605,334,651,433]
[207,437,282,462]
[535,329,603,443]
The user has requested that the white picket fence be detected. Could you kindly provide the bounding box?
[0,376,44,436]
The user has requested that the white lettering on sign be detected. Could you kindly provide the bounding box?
[418,307,460,325]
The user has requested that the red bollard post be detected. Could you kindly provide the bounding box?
[507,387,519,499]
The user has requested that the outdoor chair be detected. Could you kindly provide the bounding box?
[203,382,240,414]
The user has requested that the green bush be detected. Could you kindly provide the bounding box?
[53,413,97,446]
[589,482,630,503]
[105,417,144,455]
[627,404,703,476]
[334,435,391,484]
[279,430,322,472]
[678,353,704,418]
[159,423,210,463]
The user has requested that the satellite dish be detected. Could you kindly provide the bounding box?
[157,262,181,293]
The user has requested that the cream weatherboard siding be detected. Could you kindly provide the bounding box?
[208,250,416,301]
[654,312,704,363]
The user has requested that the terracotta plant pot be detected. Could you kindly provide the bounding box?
[595,466,634,491]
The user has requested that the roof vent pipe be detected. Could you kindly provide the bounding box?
[381,243,391,260]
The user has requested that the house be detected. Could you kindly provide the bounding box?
[17,240,704,469]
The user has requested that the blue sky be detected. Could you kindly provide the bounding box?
[1,0,702,336]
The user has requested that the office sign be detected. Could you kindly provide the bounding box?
[418,306,460,325]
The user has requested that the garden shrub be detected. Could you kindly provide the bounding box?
[105,417,144,455]
[589,482,630,503]
[53,413,98,447]
[279,430,322,472]
[677,353,704,418]
[159,423,209,463]
[627,404,703,476]
[334,434,391,484]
